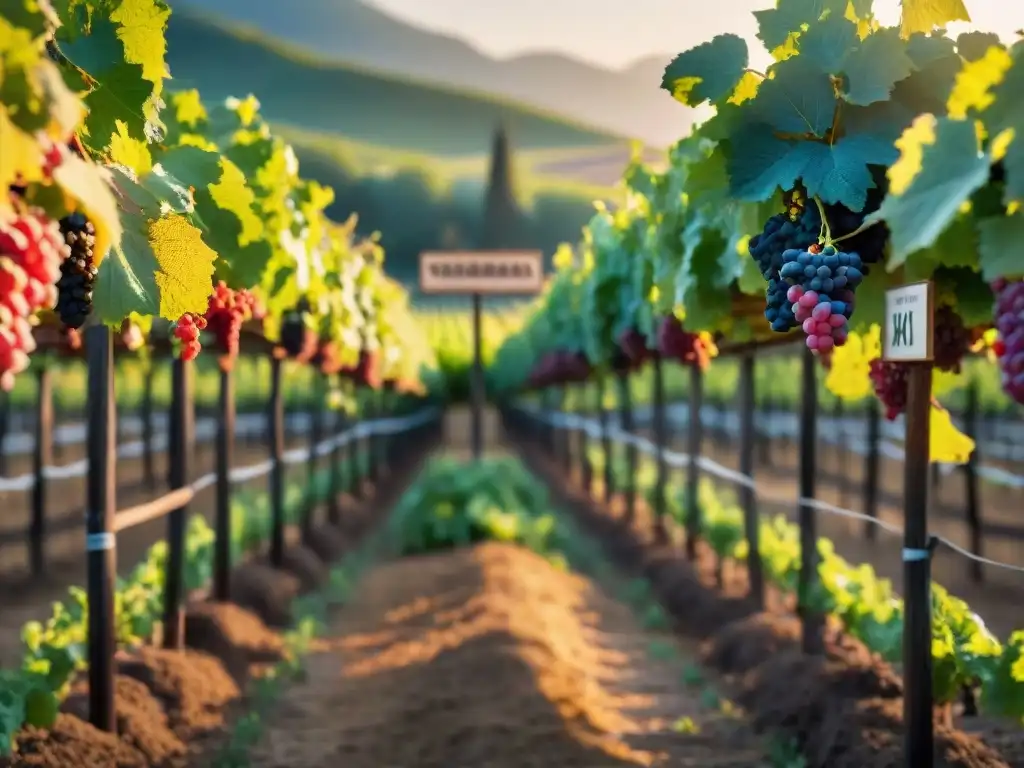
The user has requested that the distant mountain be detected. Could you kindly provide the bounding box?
[163,10,625,156]
[171,0,695,146]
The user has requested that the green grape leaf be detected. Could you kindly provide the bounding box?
[661,34,749,107]
[900,0,970,38]
[750,57,835,137]
[22,687,57,729]
[753,0,844,52]
[94,212,216,323]
[62,19,151,146]
[868,116,990,266]
[944,267,999,326]
[841,28,915,106]
[156,145,223,190]
[982,55,1024,203]
[957,32,1003,62]
[906,33,957,68]
[978,214,1024,280]
[799,15,858,74]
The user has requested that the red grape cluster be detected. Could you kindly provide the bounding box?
[204,281,262,368]
[657,316,710,369]
[0,210,67,390]
[992,277,1024,404]
[616,327,652,369]
[173,313,207,362]
[868,358,909,420]
[932,305,971,373]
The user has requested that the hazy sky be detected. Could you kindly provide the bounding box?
[370,0,1023,69]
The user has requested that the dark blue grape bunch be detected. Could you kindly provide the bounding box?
[778,243,864,354]
[749,206,822,332]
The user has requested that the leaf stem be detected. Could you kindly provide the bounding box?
[745,69,768,79]
[831,217,882,245]
[813,197,831,244]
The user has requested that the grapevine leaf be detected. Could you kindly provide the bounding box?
[977,214,1024,280]
[900,0,970,38]
[868,115,989,265]
[61,19,151,145]
[844,100,918,144]
[841,28,915,106]
[798,134,899,210]
[799,15,858,74]
[750,57,835,136]
[108,121,153,175]
[981,53,1024,202]
[727,125,813,201]
[753,0,845,52]
[156,145,223,190]
[94,212,215,323]
[905,33,957,68]
[957,32,1004,62]
[948,267,1000,326]
[930,404,974,464]
[946,46,1013,120]
[109,0,171,87]
[661,34,749,107]
[22,688,57,729]
[0,106,45,201]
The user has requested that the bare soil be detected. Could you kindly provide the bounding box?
[512,429,1024,768]
[247,542,769,768]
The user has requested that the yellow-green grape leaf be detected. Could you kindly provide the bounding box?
[946,45,1012,119]
[661,34,749,107]
[94,212,215,323]
[868,115,990,265]
[900,0,970,38]
[930,403,975,464]
[108,120,153,176]
[109,0,171,88]
[825,330,874,400]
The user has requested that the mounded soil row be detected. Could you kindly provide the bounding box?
[512,432,1024,768]
[246,541,769,767]
[0,444,432,768]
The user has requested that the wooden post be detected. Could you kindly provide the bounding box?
[163,356,192,649]
[963,380,982,582]
[30,365,53,575]
[797,347,823,654]
[738,351,763,608]
[471,293,484,460]
[863,397,881,540]
[328,403,343,526]
[597,373,612,502]
[652,353,668,543]
[684,363,704,560]
[85,324,116,731]
[269,357,285,566]
[303,374,322,543]
[213,366,234,601]
[616,368,637,521]
[141,363,155,488]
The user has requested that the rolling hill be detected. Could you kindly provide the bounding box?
[172,0,696,147]
[163,10,628,157]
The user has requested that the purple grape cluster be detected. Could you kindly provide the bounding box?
[748,207,822,332]
[778,244,864,354]
[993,277,1024,404]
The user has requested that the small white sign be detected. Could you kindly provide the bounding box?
[419,250,544,295]
[883,281,933,362]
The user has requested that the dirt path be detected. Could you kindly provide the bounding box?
[248,542,768,767]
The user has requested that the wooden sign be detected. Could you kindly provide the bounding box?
[419,250,544,295]
[883,280,933,362]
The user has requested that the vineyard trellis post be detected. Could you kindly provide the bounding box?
[472,292,483,459]
[580,381,593,495]
[303,375,323,544]
[597,374,612,502]
[327,400,343,525]
[558,384,570,474]
[213,364,234,601]
[651,352,668,542]
[162,355,193,649]
[833,398,847,507]
[142,363,155,488]
[268,355,285,566]
[684,363,704,561]
[963,379,983,582]
[863,397,881,540]
[738,350,763,608]
[886,280,937,767]
[797,347,823,654]
[30,364,53,576]
[616,367,637,521]
[85,323,116,732]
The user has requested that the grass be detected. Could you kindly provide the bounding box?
[165,9,627,157]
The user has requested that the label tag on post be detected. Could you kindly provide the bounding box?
[883,280,934,362]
